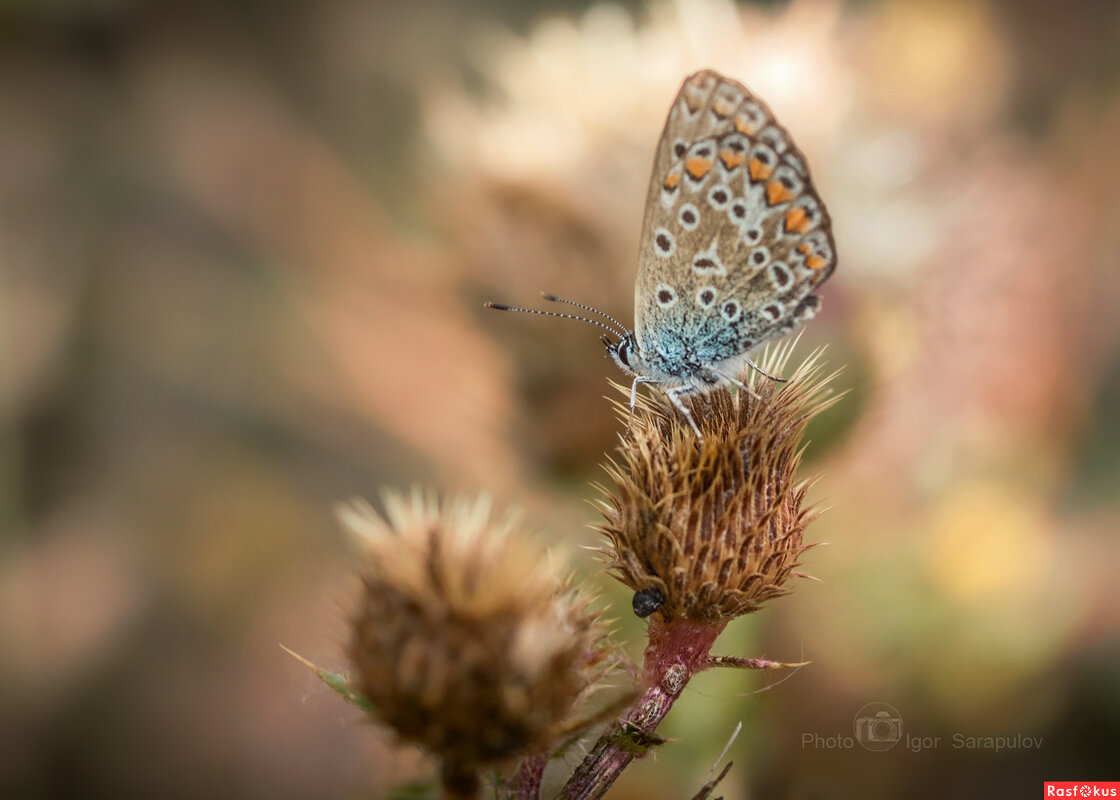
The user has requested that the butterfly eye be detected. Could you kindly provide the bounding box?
[616,340,632,368]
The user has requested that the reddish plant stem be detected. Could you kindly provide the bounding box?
[556,617,725,800]
[510,752,547,800]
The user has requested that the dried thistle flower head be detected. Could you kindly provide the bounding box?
[600,343,839,625]
[342,490,611,772]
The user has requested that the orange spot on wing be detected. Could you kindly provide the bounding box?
[806,254,826,270]
[766,180,793,205]
[784,207,810,234]
[735,117,757,135]
[748,157,773,182]
[663,172,681,190]
[685,157,713,179]
[719,149,746,170]
[713,100,734,118]
[798,243,811,255]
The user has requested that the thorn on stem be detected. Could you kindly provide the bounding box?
[707,655,811,670]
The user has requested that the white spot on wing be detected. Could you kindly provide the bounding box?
[653,227,676,258]
[707,184,731,210]
[678,203,700,231]
[692,237,725,276]
[758,125,788,153]
[655,284,679,308]
[696,286,718,309]
[769,261,792,289]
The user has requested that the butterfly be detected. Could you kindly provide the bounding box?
[486,69,836,435]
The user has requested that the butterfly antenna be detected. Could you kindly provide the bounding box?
[540,293,627,339]
[484,302,623,340]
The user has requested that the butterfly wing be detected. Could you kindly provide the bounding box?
[634,70,836,371]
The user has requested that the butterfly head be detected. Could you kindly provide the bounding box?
[605,332,641,377]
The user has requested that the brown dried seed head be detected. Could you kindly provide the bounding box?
[599,344,839,624]
[344,491,611,767]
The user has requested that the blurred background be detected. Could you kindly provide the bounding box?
[2,0,1120,797]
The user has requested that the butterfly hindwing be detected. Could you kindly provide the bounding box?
[634,70,836,371]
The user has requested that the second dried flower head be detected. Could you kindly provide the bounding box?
[343,491,613,782]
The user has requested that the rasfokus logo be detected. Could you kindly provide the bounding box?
[1044,782,1120,797]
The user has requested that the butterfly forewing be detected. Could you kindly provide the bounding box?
[634,69,836,371]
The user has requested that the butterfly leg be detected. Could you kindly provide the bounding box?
[665,385,702,436]
[710,368,762,401]
[744,356,788,383]
[627,376,659,432]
